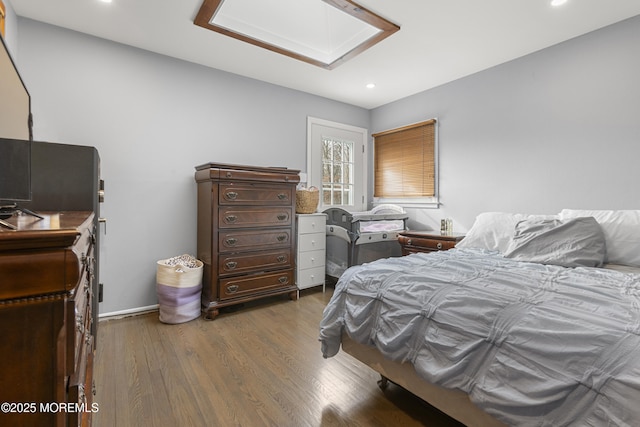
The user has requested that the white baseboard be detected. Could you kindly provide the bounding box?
[99,304,159,321]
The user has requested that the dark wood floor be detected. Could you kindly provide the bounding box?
[93,287,465,427]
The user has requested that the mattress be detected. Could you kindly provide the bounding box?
[319,248,640,426]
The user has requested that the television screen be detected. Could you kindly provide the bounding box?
[0,137,31,203]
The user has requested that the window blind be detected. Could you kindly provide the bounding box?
[373,119,436,198]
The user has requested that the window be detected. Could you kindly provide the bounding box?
[372,119,437,205]
[0,1,5,38]
[322,136,354,206]
[307,117,366,211]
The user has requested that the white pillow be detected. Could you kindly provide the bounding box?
[456,212,557,253]
[559,209,640,267]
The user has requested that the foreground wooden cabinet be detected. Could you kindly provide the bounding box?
[0,211,96,427]
[195,163,300,320]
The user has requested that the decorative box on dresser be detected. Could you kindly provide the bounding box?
[195,162,301,320]
[296,213,326,292]
[398,231,465,255]
[0,211,97,427]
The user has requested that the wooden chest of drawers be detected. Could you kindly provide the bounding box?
[0,211,96,427]
[398,231,465,255]
[195,163,300,320]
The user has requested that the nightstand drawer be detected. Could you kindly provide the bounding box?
[398,231,464,255]
[398,236,456,251]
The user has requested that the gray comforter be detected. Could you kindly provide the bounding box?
[319,248,640,426]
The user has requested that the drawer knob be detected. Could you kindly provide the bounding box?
[277,234,287,242]
[225,191,238,200]
[225,215,238,223]
[437,242,443,250]
[278,276,289,284]
[277,214,287,221]
[407,239,412,245]
[276,255,286,263]
[226,284,239,294]
[225,237,238,246]
[225,261,237,270]
[277,193,287,200]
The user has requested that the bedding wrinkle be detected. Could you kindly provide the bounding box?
[319,248,640,425]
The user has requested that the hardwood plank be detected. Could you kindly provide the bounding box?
[93,288,464,427]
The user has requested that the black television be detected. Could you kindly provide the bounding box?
[0,137,31,204]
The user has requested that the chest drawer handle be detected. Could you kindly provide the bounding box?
[226,284,239,294]
[437,242,443,250]
[277,234,287,242]
[225,237,238,246]
[276,255,286,263]
[225,191,238,200]
[277,193,287,200]
[225,215,238,223]
[407,239,412,245]
[225,261,237,270]
[277,214,287,221]
[278,276,289,284]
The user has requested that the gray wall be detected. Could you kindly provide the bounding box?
[13,14,640,314]
[370,15,640,232]
[16,18,369,314]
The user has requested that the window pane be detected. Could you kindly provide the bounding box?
[322,136,354,206]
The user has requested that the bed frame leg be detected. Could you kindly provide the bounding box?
[377,375,389,390]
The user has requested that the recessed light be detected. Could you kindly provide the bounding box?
[99,0,112,3]
[551,0,567,6]
[366,83,376,89]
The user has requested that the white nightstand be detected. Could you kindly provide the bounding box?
[296,213,326,292]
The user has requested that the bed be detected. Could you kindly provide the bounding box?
[319,210,640,426]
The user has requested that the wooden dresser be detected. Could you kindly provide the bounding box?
[195,163,300,320]
[398,231,465,255]
[0,211,97,427]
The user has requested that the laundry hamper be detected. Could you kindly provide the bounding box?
[156,254,203,324]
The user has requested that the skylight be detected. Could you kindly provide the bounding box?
[194,0,399,70]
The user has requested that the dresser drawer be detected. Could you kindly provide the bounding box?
[67,281,91,375]
[68,331,94,427]
[219,182,293,205]
[297,266,325,288]
[297,249,325,270]
[218,206,292,229]
[219,228,292,252]
[297,214,326,234]
[219,269,294,300]
[297,232,326,252]
[219,249,292,275]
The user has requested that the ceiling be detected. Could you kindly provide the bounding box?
[11,0,640,109]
